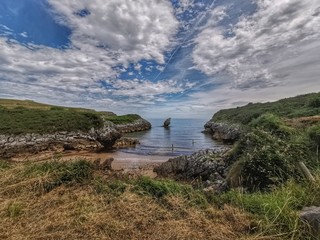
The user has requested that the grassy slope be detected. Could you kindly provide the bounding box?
[0,99,144,135]
[211,92,320,125]
[0,159,253,240]
[206,93,320,239]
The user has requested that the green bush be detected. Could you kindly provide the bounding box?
[227,129,305,191]
[308,124,320,146]
[249,113,294,138]
[308,98,320,108]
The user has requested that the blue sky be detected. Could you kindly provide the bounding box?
[0,0,319,119]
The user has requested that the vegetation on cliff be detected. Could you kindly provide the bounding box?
[201,93,320,238]
[0,99,147,135]
[211,92,320,124]
[206,93,320,191]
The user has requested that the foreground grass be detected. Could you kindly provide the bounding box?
[0,159,317,239]
[0,159,253,240]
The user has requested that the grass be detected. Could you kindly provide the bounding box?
[0,159,255,240]
[104,114,141,125]
[212,177,320,239]
[0,99,144,135]
[0,107,104,135]
[211,92,320,125]
[0,158,318,239]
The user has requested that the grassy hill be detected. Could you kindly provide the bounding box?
[211,92,320,125]
[0,99,143,135]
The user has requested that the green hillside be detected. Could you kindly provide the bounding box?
[0,99,141,135]
[211,92,320,125]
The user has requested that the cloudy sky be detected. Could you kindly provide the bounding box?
[0,0,319,119]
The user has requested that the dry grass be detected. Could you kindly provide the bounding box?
[0,159,255,240]
[285,115,320,128]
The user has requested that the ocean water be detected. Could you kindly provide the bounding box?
[120,119,223,156]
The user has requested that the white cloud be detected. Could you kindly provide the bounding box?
[48,0,179,64]
[108,78,184,98]
[192,0,320,89]
[0,0,183,115]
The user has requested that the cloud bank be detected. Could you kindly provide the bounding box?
[0,0,319,118]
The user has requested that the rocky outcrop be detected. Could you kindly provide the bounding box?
[163,118,171,127]
[115,118,151,133]
[0,121,121,158]
[154,148,230,191]
[113,137,139,148]
[204,121,242,143]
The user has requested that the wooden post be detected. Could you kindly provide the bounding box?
[297,161,315,182]
[172,144,174,151]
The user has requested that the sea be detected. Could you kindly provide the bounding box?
[120,118,223,157]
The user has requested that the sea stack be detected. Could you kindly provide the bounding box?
[163,118,171,127]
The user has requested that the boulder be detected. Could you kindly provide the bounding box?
[300,206,320,239]
[154,148,230,192]
[204,121,242,143]
[93,157,114,171]
[115,118,151,133]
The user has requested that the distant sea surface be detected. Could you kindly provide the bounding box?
[121,119,223,156]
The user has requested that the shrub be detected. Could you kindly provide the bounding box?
[227,129,303,191]
[308,98,320,108]
[249,113,294,138]
[308,124,320,146]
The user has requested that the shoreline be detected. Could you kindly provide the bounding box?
[9,149,171,176]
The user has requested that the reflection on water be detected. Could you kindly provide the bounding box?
[121,119,223,156]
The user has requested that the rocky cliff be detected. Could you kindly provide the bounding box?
[0,121,121,158]
[204,121,242,143]
[115,118,151,133]
[0,117,151,158]
[154,148,231,192]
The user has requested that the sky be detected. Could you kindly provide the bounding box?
[0,0,319,119]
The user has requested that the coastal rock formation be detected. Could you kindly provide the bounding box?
[154,148,230,191]
[115,118,151,133]
[0,121,121,158]
[163,118,171,127]
[204,121,242,143]
[0,115,152,158]
[113,137,140,148]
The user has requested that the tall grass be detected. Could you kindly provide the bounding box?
[212,177,320,239]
